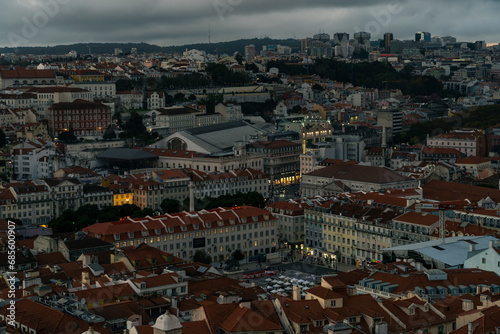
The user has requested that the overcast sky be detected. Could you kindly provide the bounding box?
[1,0,499,48]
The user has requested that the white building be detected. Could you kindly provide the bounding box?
[215,103,243,122]
[84,206,279,262]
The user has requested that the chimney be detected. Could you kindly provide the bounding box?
[189,181,195,212]
[293,285,301,301]
[469,244,475,252]
[490,240,495,249]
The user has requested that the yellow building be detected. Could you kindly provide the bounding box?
[106,183,134,206]
[320,202,400,266]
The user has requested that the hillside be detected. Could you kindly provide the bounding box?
[0,38,300,56]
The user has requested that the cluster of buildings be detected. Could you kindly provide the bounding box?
[2,31,500,333]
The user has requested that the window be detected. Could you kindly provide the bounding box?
[482,258,486,264]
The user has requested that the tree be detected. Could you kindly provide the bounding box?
[160,198,180,214]
[103,125,116,140]
[232,249,244,261]
[58,126,77,142]
[120,111,146,139]
[115,79,134,91]
[193,250,212,265]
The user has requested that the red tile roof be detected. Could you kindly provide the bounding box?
[220,305,283,332]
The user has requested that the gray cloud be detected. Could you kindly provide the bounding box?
[1,0,499,48]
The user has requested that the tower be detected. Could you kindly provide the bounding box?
[383,33,393,52]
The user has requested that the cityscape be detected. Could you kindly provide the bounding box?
[1,2,500,334]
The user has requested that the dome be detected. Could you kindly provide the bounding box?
[153,311,182,332]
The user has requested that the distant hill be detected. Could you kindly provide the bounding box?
[0,38,300,56]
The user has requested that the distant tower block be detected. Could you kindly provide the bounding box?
[334,32,349,45]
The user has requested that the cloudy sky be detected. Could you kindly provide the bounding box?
[1,0,499,48]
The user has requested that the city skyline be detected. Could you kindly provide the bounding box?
[0,0,499,48]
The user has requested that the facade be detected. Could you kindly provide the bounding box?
[28,86,93,117]
[189,168,269,199]
[377,109,403,134]
[427,130,487,157]
[129,178,166,211]
[215,103,243,122]
[48,99,112,137]
[133,147,265,174]
[116,90,144,109]
[84,206,279,263]
[391,212,440,246]
[0,92,36,109]
[0,69,63,89]
[69,82,116,99]
[147,91,166,110]
[321,203,399,265]
[266,200,312,249]
[302,163,419,197]
[82,185,114,209]
[11,141,56,180]
[247,140,301,185]
[44,178,84,219]
[464,241,500,276]
[0,181,52,226]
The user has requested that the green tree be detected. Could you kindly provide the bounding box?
[115,79,134,91]
[232,249,245,261]
[160,198,181,214]
[58,126,77,142]
[120,111,146,139]
[193,250,212,264]
[103,125,116,140]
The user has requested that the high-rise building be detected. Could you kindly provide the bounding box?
[302,33,333,58]
[333,32,349,45]
[415,32,431,42]
[384,33,394,52]
[244,44,256,61]
[354,32,371,44]
[313,33,330,42]
[354,32,371,51]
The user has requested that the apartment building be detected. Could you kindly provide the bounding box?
[266,199,315,248]
[147,91,166,110]
[27,86,93,117]
[189,168,269,199]
[247,140,301,185]
[11,139,56,181]
[215,103,243,122]
[0,91,36,109]
[0,68,64,89]
[427,130,487,157]
[320,202,399,265]
[84,206,278,262]
[69,82,116,99]
[0,181,52,225]
[0,107,37,127]
[116,90,144,109]
[48,99,112,137]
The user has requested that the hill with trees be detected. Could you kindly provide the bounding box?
[0,38,300,56]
